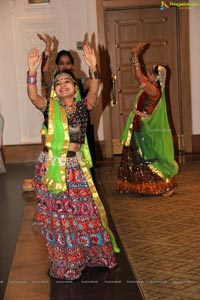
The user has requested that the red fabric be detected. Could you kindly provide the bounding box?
[133,91,147,131]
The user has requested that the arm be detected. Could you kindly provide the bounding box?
[82,77,91,91]
[27,48,47,111]
[37,33,52,86]
[131,43,160,101]
[82,43,99,110]
[51,35,59,64]
[81,34,97,93]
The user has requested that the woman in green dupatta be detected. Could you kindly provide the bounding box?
[27,43,119,281]
[38,33,94,172]
[116,43,178,197]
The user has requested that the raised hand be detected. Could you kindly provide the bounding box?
[37,33,52,45]
[52,35,59,51]
[132,42,148,55]
[27,48,42,73]
[83,43,96,68]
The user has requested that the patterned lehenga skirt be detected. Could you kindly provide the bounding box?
[116,139,177,196]
[34,152,117,280]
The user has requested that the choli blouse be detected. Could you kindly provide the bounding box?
[43,98,89,144]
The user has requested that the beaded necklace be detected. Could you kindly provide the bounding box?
[60,99,76,114]
[60,100,81,134]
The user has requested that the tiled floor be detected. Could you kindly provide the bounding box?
[0,162,143,300]
[95,154,200,300]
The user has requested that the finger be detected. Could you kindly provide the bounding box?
[83,33,88,44]
[83,44,90,55]
[37,33,43,39]
[31,48,39,57]
[45,33,52,41]
[86,44,92,54]
[37,34,46,43]
[91,48,95,56]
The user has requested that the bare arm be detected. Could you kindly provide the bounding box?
[37,33,52,86]
[82,77,91,91]
[131,43,160,101]
[82,43,99,110]
[27,48,47,111]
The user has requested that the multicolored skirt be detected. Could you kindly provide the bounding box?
[34,151,117,280]
[116,145,177,196]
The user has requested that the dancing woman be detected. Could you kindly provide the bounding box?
[27,43,119,280]
[116,43,178,196]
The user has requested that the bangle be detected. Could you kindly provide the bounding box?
[27,71,37,85]
[27,77,37,85]
[130,56,139,64]
[130,57,141,69]
[130,56,141,68]
[134,62,141,70]
[89,67,99,79]
[130,61,141,69]
[27,71,37,77]
[45,51,50,58]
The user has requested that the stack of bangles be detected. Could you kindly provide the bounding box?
[27,72,37,85]
[130,56,141,70]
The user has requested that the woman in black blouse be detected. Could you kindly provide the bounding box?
[27,43,119,281]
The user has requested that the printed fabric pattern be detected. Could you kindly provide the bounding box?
[34,154,117,280]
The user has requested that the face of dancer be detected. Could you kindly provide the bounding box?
[54,73,76,99]
[57,55,73,72]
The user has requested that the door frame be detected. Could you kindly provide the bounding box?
[96,0,192,158]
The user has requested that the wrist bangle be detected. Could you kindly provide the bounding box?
[89,66,99,79]
[27,71,37,85]
[27,78,37,85]
[130,56,139,64]
[45,51,50,58]
[27,71,37,77]
[132,62,141,70]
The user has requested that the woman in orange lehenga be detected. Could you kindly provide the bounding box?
[116,43,179,197]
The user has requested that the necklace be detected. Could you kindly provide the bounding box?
[60,100,76,114]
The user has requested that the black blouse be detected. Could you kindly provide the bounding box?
[43,98,89,144]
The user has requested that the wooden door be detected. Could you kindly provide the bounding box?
[105,7,179,154]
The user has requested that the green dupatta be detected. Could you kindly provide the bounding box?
[42,98,69,193]
[41,98,93,194]
[121,88,178,179]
